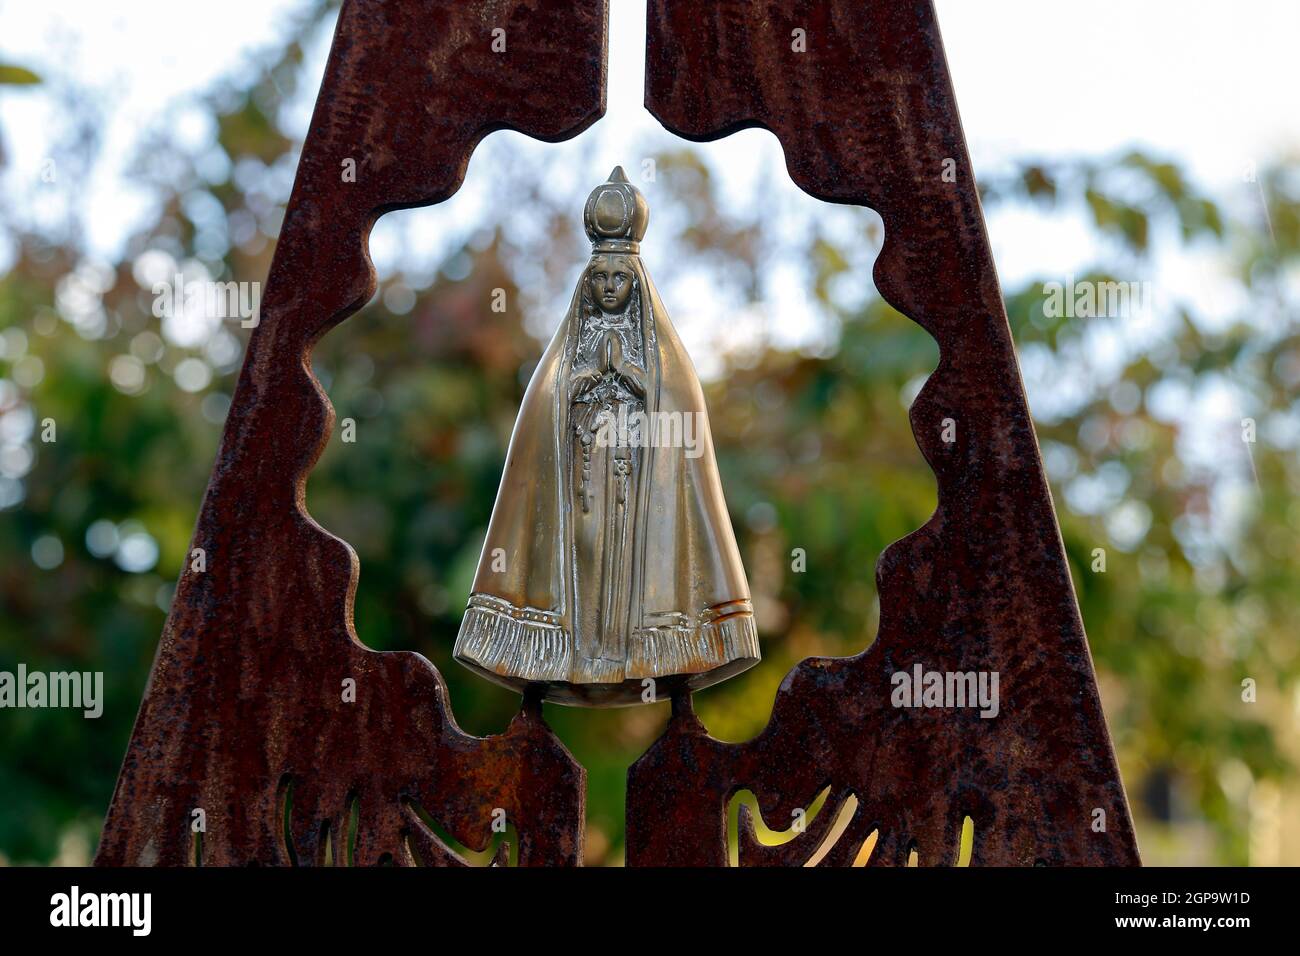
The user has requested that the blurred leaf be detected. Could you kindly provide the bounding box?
[0,64,41,85]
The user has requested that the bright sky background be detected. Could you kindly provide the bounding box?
[1,0,1296,503]
[3,0,1298,259]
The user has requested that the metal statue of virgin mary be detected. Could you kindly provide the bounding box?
[454,168,759,705]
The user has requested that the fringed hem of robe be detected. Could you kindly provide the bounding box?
[455,593,759,685]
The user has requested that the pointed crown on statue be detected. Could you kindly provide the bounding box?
[584,166,649,254]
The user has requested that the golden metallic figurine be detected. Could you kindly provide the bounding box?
[454,167,759,705]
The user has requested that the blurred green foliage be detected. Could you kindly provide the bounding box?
[2,12,1298,866]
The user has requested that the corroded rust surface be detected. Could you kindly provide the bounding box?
[626,0,1141,866]
[99,0,1139,869]
[96,0,608,866]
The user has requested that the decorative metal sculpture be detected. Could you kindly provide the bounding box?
[95,0,607,867]
[626,0,1140,867]
[455,168,758,706]
[96,0,1141,868]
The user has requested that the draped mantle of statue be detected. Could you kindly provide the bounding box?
[453,168,759,706]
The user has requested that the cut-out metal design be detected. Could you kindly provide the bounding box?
[95,0,608,867]
[626,0,1140,866]
[97,0,1140,868]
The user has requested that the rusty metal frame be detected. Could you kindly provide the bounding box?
[627,0,1139,866]
[96,0,608,866]
[97,0,1140,867]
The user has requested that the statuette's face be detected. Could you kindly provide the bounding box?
[588,255,633,313]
